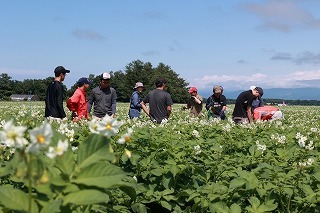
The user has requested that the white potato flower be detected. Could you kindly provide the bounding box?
[0,119,28,148]
[46,139,69,159]
[192,130,200,138]
[194,145,202,155]
[96,115,123,137]
[118,128,133,144]
[26,121,53,153]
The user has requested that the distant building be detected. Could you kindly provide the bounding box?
[10,94,40,101]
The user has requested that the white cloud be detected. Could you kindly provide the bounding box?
[242,0,320,32]
[191,69,320,91]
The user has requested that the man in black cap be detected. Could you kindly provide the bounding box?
[141,77,173,124]
[45,66,70,119]
[232,86,263,124]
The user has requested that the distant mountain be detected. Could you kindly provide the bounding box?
[198,87,320,100]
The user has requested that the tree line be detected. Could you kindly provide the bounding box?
[0,60,190,103]
[2,59,320,105]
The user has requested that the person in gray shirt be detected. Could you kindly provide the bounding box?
[88,72,117,118]
[141,77,173,123]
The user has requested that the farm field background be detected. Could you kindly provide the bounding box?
[0,101,320,212]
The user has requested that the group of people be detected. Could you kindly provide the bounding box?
[183,84,282,124]
[45,66,117,121]
[45,66,173,124]
[45,65,282,124]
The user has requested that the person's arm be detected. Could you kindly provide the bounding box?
[205,97,211,110]
[193,96,202,104]
[141,101,149,116]
[132,93,141,108]
[247,106,254,123]
[87,91,94,114]
[67,92,80,118]
[111,90,117,117]
[221,96,227,111]
[167,105,172,117]
[56,84,66,118]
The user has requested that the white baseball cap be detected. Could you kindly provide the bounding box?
[101,72,111,80]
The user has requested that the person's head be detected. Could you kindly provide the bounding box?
[188,87,198,96]
[250,86,263,97]
[100,72,111,89]
[54,66,70,81]
[134,82,144,92]
[77,77,90,91]
[155,77,166,88]
[213,85,222,97]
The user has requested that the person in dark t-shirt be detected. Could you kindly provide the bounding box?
[232,86,263,124]
[141,77,173,124]
[205,85,227,120]
[45,66,70,119]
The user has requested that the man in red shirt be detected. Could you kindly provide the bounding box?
[67,77,90,121]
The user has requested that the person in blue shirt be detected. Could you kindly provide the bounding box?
[129,82,144,118]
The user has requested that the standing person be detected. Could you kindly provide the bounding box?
[66,77,90,121]
[232,86,263,124]
[45,66,70,119]
[183,87,203,117]
[129,82,144,119]
[88,73,117,118]
[141,77,173,124]
[205,85,227,120]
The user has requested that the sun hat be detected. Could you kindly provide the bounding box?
[134,82,144,89]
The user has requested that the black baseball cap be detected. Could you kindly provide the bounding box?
[54,66,70,75]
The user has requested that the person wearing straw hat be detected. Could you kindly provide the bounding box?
[129,82,145,118]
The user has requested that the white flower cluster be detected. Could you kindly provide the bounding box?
[88,115,133,145]
[194,145,202,155]
[271,133,286,144]
[89,115,123,137]
[298,158,315,168]
[296,132,314,150]
[192,130,200,138]
[256,140,266,152]
[0,120,68,159]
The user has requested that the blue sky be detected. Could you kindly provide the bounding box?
[1,0,320,91]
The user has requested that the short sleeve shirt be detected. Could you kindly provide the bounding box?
[143,89,173,123]
[232,90,255,118]
[209,94,227,115]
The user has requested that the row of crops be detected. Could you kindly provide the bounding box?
[0,102,320,212]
